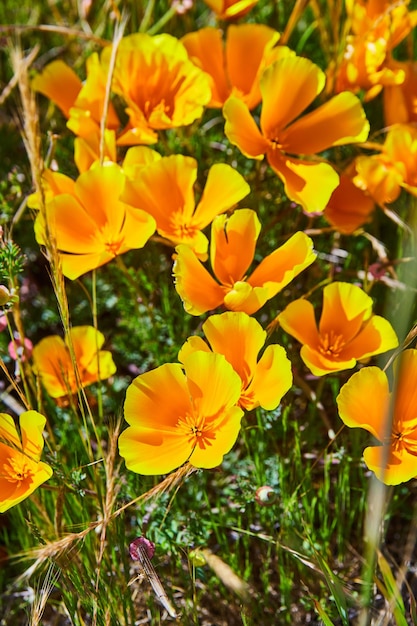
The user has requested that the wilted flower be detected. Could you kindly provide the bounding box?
[178,311,292,410]
[173,209,316,315]
[0,411,53,513]
[101,33,211,145]
[34,163,156,279]
[119,351,244,475]
[122,147,249,259]
[182,24,285,109]
[278,282,398,376]
[32,326,116,398]
[202,0,259,19]
[337,349,417,485]
[224,55,369,213]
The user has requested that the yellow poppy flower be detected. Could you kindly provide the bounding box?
[0,411,53,513]
[178,312,292,410]
[278,282,398,376]
[32,326,116,399]
[173,209,316,316]
[182,25,287,109]
[101,33,211,145]
[337,349,417,485]
[119,351,244,475]
[121,148,250,259]
[224,56,369,213]
[202,0,259,19]
[34,163,156,279]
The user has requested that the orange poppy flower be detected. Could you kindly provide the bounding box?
[383,60,417,126]
[101,33,211,145]
[202,0,259,19]
[173,208,316,316]
[278,282,398,376]
[182,24,286,109]
[324,166,375,234]
[223,56,369,213]
[337,349,417,485]
[32,326,116,399]
[119,351,244,475]
[178,312,292,411]
[34,163,156,279]
[121,148,249,259]
[353,124,417,205]
[335,0,417,99]
[0,411,53,513]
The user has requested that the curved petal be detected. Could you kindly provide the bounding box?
[392,350,417,426]
[202,311,266,384]
[247,231,316,296]
[267,152,340,213]
[32,60,82,118]
[224,97,269,158]
[193,164,250,229]
[124,363,191,430]
[260,56,325,139]
[37,195,100,254]
[189,405,243,469]
[20,411,48,461]
[59,251,114,280]
[245,344,292,410]
[122,155,197,233]
[223,281,270,314]
[118,425,191,475]
[178,336,210,362]
[226,24,280,109]
[75,163,126,233]
[319,283,373,341]
[363,445,417,485]
[278,299,321,348]
[324,173,375,234]
[279,92,369,155]
[211,210,260,285]
[183,351,242,416]
[121,208,156,250]
[182,28,230,108]
[0,451,52,513]
[173,244,226,315]
[336,366,390,440]
[122,146,162,178]
[342,315,398,361]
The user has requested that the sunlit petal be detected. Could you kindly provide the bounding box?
[173,244,226,315]
[224,97,269,158]
[319,282,373,340]
[342,315,399,361]
[118,426,191,475]
[32,60,82,117]
[278,299,321,348]
[363,445,417,485]
[246,345,292,410]
[336,366,390,440]
[189,406,243,469]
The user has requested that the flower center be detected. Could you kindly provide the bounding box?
[176,413,216,450]
[105,239,123,256]
[390,427,417,455]
[2,454,34,485]
[319,331,346,357]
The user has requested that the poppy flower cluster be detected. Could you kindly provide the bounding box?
[118,312,292,474]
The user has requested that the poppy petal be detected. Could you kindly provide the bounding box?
[363,445,417,485]
[278,299,321,348]
[247,231,316,295]
[245,345,292,410]
[224,97,269,158]
[260,56,325,138]
[189,406,243,469]
[32,60,82,118]
[118,426,191,475]
[336,366,390,441]
[279,92,369,155]
[173,244,226,315]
